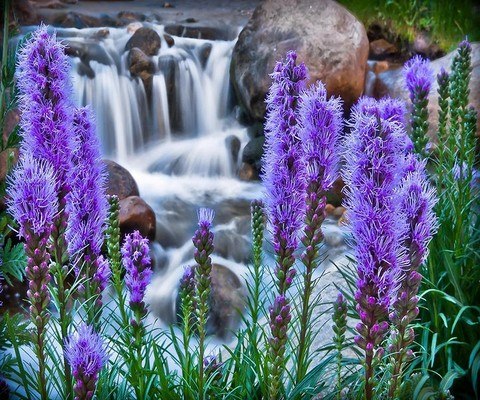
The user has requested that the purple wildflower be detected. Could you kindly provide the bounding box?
[67,106,108,259]
[192,207,215,396]
[7,154,58,399]
[262,50,309,295]
[388,154,438,397]
[65,323,108,400]
[294,81,343,383]
[298,81,343,192]
[93,256,111,296]
[404,55,433,102]
[404,55,434,156]
[342,96,409,399]
[17,25,75,206]
[179,265,196,295]
[121,230,152,313]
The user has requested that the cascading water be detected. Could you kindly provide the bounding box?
[53,23,265,332]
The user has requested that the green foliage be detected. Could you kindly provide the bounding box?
[420,40,480,397]
[338,0,480,51]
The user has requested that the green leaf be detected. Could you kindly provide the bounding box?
[1,239,26,285]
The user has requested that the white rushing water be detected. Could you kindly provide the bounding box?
[53,23,264,330]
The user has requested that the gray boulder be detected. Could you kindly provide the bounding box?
[230,0,369,121]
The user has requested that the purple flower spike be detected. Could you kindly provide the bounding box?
[8,155,58,239]
[404,55,434,156]
[179,266,196,294]
[342,96,409,398]
[197,207,215,229]
[121,231,152,314]
[67,106,108,259]
[404,55,434,102]
[65,324,108,400]
[93,256,111,295]
[262,50,309,295]
[298,81,343,192]
[17,25,75,202]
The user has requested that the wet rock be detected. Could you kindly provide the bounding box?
[117,11,145,25]
[164,34,175,47]
[242,135,265,169]
[225,135,241,165]
[238,162,258,181]
[119,196,156,241]
[198,43,212,68]
[333,206,346,218]
[125,27,161,56]
[103,159,140,200]
[369,39,398,60]
[92,28,110,39]
[176,264,247,338]
[52,11,103,28]
[65,41,110,65]
[325,204,335,216]
[326,177,345,207]
[13,0,38,25]
[214,217,251,263]
[127,48,155,81]
[375,42,480,142]
[231,0,369,121]
[77,61,95,79]
[164,23,237,41]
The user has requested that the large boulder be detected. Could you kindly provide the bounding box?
[125,27,161,56]
[374,42,480,142]
[127,47,155,81]
[119,195,156,241]
[230,0,369,122]
[103,159,140,200]
[176,264,246,338]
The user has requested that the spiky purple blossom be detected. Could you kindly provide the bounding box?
[17,25,75,208]
[7,155,58,400]
[67,106,108,259]
[298,81,343,192]
[342,97,410,399]
[65,323,108,400]
[179,265,196,295]
[404,55,434,156]
[121,230,152,313]
[262,50,308,295]
[388,154,438,397]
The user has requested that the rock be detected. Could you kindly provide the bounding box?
[127,48,155,81]
[225,135,241,165]
[117,11,145,25]
[125,27,161,56]
[333,206,346,218]
[164,23,237,41]
[198,43,212,68]
[242,135,265,168]
[325,204,335,215]
[411,31,444,60]
[77,61,95,79]
[231,0,369,121]
[176,264,246,338]
[375,42,480,142]
[369,39,398,60]
[64,41,112,66]
[103,159,140,200]
[163,2,174,8]
[119,196,156,241]
[238,162,258,181]
[326,177,345,207]
[52,11,103,28]
[92,28,110,39]
[164,34,175,47]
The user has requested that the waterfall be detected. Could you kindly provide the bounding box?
[66,24,241,174]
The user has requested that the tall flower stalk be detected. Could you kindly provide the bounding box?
[295,81,343,383]
[121,230,152,399]
[388,155,438,398]
[261,50,308,399]
[342,97,410,400]
[67,107,108,327]
[404,55,434,157]
[65,323,108,400]
[7,155,58,400]
[192,208,215,400]
[16,25,76,398]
